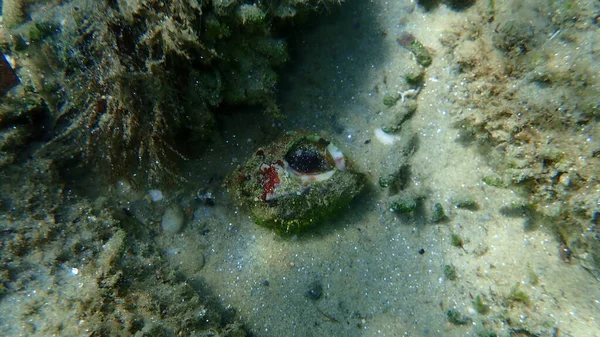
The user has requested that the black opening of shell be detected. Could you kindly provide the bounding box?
[285,137,335,174]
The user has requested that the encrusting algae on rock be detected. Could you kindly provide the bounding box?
[225,133,365,235]
[0,0,345,186]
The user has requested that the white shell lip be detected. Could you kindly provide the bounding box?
[286,140,346,183]
[327,142,346,170]
[293,169,336,183]
[374,128,402,145]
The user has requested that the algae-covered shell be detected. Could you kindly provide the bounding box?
[226,133,365,234]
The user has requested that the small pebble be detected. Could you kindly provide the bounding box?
[148,189,164,202]
[162,205,185,233]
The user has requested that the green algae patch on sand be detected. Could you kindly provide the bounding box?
[397,32,433,67]
[225,133,365,235]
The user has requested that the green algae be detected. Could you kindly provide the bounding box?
[408,39,433,67]
[444,264,458,281]
[507,283,531,306]
[389,192,419,214]
[447,308,470,325]
[473,295,489,314]
[451,233,465,249]
[432,202,447,223]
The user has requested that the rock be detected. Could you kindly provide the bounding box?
[148,189,164,202]
[0,54,19,96]
[161,205,185,234]
[389,192,418,213]
[397,33,432,67]
[452,193,478,210]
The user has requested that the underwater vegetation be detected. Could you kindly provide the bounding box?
[473,295,489,314]
[443,0,600,279]
[0,196,250,336]
[0,1,346,336]
[0,0,342,186]
[506,283,531,307]
[396,33,433,68]
[444,264,458,281]
[447,308,471,325]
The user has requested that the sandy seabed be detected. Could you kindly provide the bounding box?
[1,0,599,336]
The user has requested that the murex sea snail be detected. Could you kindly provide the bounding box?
[225,133,365,234]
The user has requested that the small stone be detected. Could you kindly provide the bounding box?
[405,66,424,85]
[473,243,489,257]
[482,174,503,187]
[389,192,418,213]
[148,189,164,202]
[162,205,185,233]
[452,193,478,210]
[237,4,266,24]
[383,93,400,107]
[409,40,432,67]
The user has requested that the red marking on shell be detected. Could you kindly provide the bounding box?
[259,161,284,200]
[334,156,345,169]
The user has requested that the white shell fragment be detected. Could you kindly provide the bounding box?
[374,128,402,145]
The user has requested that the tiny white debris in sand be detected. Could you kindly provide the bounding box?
[374,128,402,145]
[400,87,421,102]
